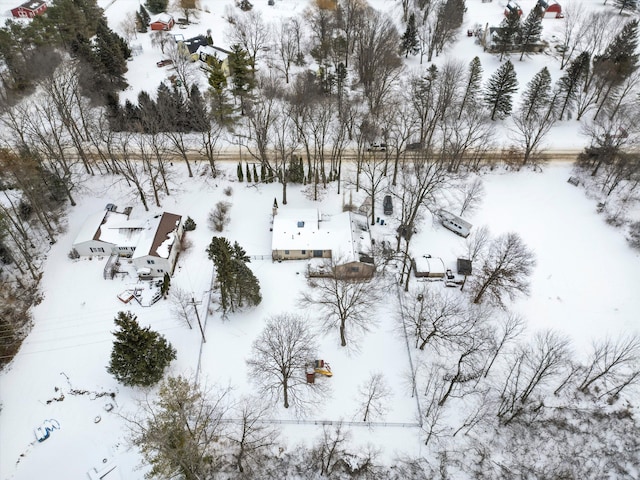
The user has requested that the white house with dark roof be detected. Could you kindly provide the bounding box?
[73,209,183,277]
[72,210,144,257]
[132,212,183,277]
[271,208,375,279]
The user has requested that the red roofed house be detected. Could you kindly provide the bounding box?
[536,0,564,18]
[150,13,175,31]
[11,0,47,18]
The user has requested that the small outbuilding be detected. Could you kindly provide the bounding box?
[504,2,523,17]
[150,13,175,31]
[11,0,47,18]
[413,255,446,278]
[457,258,472,276]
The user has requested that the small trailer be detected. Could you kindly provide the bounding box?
[436,210,472,238]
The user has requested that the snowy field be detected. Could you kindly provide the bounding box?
[0,0,639,478]
[0,160,638,479]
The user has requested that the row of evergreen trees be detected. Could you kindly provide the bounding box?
[0,0,130,101]
[106,84,209,133]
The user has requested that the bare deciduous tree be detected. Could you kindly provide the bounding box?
[226,9,269,70]
[470,232,536,306]
[355,372,392,422]
[497,330,571,424]
[310,421,350,477]
[169,287,194,329]
[355,9,403,116]
[208,201,231,232]
[173,0,201,24]
[456,177,484,217]
[301,266,379,348]
[227,396,278,473]
[246,313,327,413]
[577,333,640,396]
[483,312,526,378]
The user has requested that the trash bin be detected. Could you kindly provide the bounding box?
[376,217,380,224]
[306,372,315,384]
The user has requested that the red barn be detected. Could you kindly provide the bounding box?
[536,0,564,18]
[504,2,523,17]
[150,13,175,31]
[11,0,47,18]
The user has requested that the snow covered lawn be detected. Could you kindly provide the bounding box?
[0,161,638,479]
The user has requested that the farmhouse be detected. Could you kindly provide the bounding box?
[271,208,375,280]
[72,209,183,278]
[150,13,175,31]
[10,0,46,18]
[196,45,231,76]
[72,208,143,257]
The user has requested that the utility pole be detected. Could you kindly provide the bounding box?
[190,297,206,343]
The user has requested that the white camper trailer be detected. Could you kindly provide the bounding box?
[436,210,472,238]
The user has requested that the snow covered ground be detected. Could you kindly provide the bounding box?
[0,160,638,479]
[1,0,639,478]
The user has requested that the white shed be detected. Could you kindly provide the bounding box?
[413,255,446,278]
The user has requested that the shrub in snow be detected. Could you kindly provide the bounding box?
[628,221,640,250]
[183,216,196,231]
[208,201,231,232]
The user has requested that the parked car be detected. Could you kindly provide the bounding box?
[156,59,173,68]
[367,142,387,152]
[406,142,423,151]
[383,195,393,215]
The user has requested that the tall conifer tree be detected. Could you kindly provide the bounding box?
[484,60,519,120]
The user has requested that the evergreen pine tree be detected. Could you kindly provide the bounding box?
[260,164,266,182]
[245,163,252,182]
[518,8,543,61]
[400,13,419,58]
[237,162,244,182]
[92,19,130,92]
[593,19,639,85]
[228,44,255,115]
[520,66,552,120]
[145,0,168,15]
[139,5,151,26]
[187,85,210,132]
[135,11,146,33]
[206,54,235,124]
[484,60,519,120]
[615,0,638,14]
[253,164,259,182]
[459,56,483,119]
[556,51,590,120]
[495,9,521,61]
[207,237,261,314]
[161,273,171,297]
[107,311,176,387]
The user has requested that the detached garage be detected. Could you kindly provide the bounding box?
[413,255,446,278]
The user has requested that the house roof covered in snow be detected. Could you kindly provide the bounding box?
[153,13,174,24]
[271,209,372,262]
[73,210,146,247]
[133,212,181,259]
